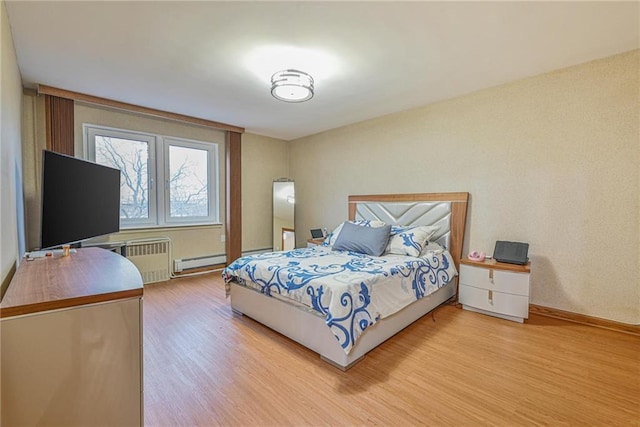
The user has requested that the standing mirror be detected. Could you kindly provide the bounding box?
[273,179,295,251]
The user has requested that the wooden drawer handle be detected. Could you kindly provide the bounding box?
[488,290,493,302]
[489,269,494,284]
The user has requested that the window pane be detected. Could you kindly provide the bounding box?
[94,136,150,220]
[168,145,209,218]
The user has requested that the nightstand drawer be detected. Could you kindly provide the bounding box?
[459,264,530,296]
[459,284,529,319]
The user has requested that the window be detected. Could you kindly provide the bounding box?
[85,125,219,228]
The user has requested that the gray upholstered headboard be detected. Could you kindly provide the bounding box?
[352,200,453,250]
[348,193,469,274]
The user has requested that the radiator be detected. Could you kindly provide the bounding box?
[125,238,171,284]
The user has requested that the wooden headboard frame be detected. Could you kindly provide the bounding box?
[348,192,470,279]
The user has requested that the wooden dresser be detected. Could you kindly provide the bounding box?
[0,247,144,426]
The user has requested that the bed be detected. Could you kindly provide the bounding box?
[223,192,469,370]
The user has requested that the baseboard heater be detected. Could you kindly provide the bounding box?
[174,254,226,272]
[174,248,272,273]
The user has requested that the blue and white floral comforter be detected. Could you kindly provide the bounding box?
[222,246,457,354]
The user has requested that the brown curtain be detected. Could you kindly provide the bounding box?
[225,131,242,264]
[45,95,74,155]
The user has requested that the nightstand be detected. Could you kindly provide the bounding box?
[458,258,531,323]
[307,238,325,248]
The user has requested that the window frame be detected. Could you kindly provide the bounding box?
[84,124,220,229]
[162,136,219,226]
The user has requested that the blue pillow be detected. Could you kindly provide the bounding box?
[332,221,391,256]
[322,219,386,246]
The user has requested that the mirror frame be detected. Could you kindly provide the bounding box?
[272,178,295,251]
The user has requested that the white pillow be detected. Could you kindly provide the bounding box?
[323,220,386,246]
[419,240,446,258]
[385,225,439,257]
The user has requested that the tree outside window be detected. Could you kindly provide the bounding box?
[85,125,219,228]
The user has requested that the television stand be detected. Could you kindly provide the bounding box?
[0,247,143,426]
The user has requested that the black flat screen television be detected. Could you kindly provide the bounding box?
[41,150,121,249]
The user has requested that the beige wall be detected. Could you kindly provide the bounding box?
[21,91,45,252]
[1,1,24,420]
[241,133,289,251]
[290,50,639,324]
[1,0,24,289]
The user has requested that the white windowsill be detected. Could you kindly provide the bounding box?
[118,223,223,233]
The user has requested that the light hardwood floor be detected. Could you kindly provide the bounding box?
[143,272,639,426]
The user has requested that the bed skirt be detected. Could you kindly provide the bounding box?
[229,279,456,370]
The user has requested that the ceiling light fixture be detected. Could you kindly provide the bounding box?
[271,69,314,103]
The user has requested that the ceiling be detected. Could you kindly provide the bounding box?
[5,1,639,141]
